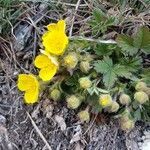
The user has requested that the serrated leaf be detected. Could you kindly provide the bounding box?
[90,8,116,35]
[141,68,150,85]
[65,73,80,86]
[120,56,142,73]
[117,34,138,55]
[114,65,132,78]
[134,27,150,54]
[94,57,136,89]
[103,71,117,88]
[94,57,113,74]
[94,57,118,89]
[94,43,114,56]
[93,8,107,22]
[133,108,141,121]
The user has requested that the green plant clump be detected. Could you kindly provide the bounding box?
[17,8,150,131]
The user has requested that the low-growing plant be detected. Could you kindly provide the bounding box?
[17,17,150,131]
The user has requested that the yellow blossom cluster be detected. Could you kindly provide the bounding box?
[17,20,68,104]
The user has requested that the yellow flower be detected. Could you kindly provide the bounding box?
[42,20,68,56]
[34,54,58,81]
[99,94,112,108]
[17,74,39,104]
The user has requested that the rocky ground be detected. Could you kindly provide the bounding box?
[0,56,149,149]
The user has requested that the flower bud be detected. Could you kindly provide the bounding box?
[109,101,119,113]
[78,110,90,122]
[64,52,78,69]
[99,94,112,108]
[119,93,131,105]
[144,87,150,97]
[67,95,80,109]
[83,54,93,62]
[134,91,149,104]
[79,77,92,89]
[135,82,147,91]
[80,61,90,73]
[50,89,61,101]
[120,118,134,131]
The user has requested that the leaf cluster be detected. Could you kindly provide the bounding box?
[89,8,117,36]
[117,27,150,55]
[93,26,150,90]
[90,26,150,122]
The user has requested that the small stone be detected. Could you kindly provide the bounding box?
[0,115,6,126]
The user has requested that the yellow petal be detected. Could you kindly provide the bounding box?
[39,65,57,81]
[47,23,57,31]
[99,94,112,108]
[17,74,37,91]
[24,88,39,104]
[42,31,68,56]
[34,54,51,68]
[47,20,66,32]
[40,50,59,66]
[57,20,66,32]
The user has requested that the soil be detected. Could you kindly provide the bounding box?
[0,59,147,149]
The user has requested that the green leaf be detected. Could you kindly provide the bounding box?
[87,94,102,113]
[65,72,80,86]
[120,56,142,73]
[141,68,150,85]
[133,108,141,121]
[87,86,99,96]
[103,71,117,88]
[91,104,103,114]
[134,27,150,54]
[117,34,138,55]
[94,57,113,73]
[94,57,116,88]
[94,43,115,56]
[93,8,107,22]
[114,65,132,78]
[94,57,136,89]
[90,8,116,35]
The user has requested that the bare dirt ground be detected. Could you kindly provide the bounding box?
[0,1,150,150]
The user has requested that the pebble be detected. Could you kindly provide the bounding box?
[0,115,6,126]
[140,130,150,150]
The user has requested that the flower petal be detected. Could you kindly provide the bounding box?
[47,20,66,32]
[34,54,51,68]
[17,74,37,91]
[42,31,68,56]
[47,23,57,31]
[40,50,59,66]
[57,20,66,32]
[39,65,57,81]
[24,88,39,104]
